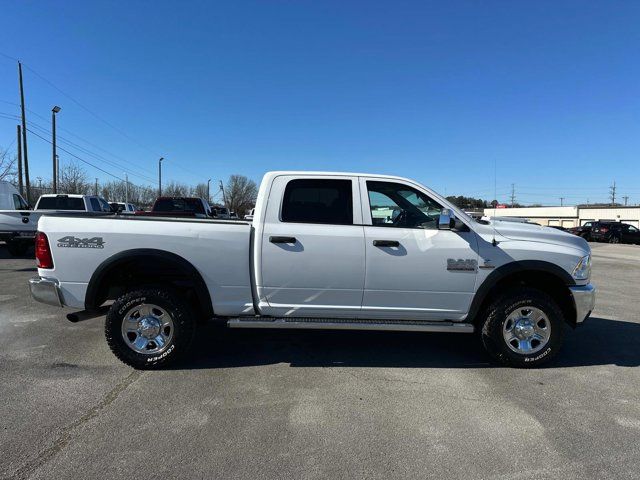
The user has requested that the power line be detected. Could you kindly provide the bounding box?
[27,128,125,181]
[20,63,165,159]
[26,119,157,184]
[23,106,158,180]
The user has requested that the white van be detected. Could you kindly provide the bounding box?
[0,181,30,210]
[0,181,35,255]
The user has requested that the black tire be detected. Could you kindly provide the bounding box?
[580,233,590,241]
[105,289,196,369]
[609,235,620,244]
[479,287,565,368]
[6,240,29,256]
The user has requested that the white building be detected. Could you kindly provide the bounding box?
[483,206,640,228]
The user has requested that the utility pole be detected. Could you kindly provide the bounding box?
[219,180,227,208]
[158,157,164,196]
[609,181,617,206]
[560,197,564,206]
[510,183,516,207]
[16,125,23,197]
[207,178,211,204]
[623,195,629,206]
[18,61,31,203]
[95,178,98,195]
[51,106,61,193]
[124,173,129,204]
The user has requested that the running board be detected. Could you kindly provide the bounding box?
[227,317,474,333]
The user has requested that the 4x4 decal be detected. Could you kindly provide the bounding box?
[57,236,105,249]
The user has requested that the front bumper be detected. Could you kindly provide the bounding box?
[29,277,63,307]
[569,283,595,324]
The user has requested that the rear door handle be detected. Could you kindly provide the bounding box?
[373,240,400,247]
[270,236,297,244]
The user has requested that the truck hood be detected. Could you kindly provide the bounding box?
[492,220,589,253]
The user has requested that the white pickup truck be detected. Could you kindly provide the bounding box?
[29,171,595,369]
[0,192,112,255]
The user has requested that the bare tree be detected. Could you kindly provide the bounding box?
[0,146,17,183]
[163,181,190,197]
[58,161,90,194]
[192,182,208,201]
[225,174,258,215]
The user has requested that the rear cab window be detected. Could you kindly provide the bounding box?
[36,196,85,210]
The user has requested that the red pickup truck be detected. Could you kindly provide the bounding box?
[136,197,214,218]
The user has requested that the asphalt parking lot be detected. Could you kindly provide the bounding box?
[1,242,639,480]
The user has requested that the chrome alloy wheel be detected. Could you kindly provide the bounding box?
[502,306,551,355]
[121,303,174,354]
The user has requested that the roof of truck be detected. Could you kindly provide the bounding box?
[264,171,415,182]
[39,194,95,198]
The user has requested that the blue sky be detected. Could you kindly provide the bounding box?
[1,0,639,205]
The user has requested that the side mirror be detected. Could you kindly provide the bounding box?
[438,209,454,230]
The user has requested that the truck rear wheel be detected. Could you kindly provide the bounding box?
[480,288,564,367]
[105,289,196,369]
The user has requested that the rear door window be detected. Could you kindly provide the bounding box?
[281,179,353,225]
[90,198,101,211]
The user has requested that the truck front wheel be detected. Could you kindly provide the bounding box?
[480,288,565,367]
[105,289,196,369]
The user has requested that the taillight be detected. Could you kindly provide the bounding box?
[35,232,54,269]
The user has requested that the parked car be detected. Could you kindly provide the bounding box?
[0,181,34,255]
[35,194,112,212]
[110,202,139,214]
[30,171,594,369]
[0,191,110,256]
[590,221,640,244]
[567,221,595,241]
[136,197,213,218]
[213,206,230,219]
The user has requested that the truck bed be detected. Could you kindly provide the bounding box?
[37,214,253,315]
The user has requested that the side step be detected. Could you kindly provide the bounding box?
[227,317,474,333]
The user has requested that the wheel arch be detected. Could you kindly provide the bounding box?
[85,248,213,319]
[468,260,577,327]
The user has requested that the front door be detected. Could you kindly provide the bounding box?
[258,175,365,318]
[359,178,479,321]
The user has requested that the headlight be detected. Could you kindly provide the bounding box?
[573,254,591,280]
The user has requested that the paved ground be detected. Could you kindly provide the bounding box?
[1,242,639,480]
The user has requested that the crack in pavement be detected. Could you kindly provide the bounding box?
[3,370,142,480]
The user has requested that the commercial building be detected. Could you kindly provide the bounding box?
[483,206,640,228]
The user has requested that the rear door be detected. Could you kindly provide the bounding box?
[258,175,365,318]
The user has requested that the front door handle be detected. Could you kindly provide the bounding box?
[373,240,400,247]
[270,236,297,244]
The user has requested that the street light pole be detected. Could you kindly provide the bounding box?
[125,173,129,204]
[51,106,61,193]
[207,178,211,204]
[158,157,164,196]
